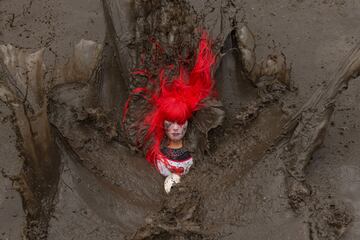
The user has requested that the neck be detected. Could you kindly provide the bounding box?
[168,140,183,149]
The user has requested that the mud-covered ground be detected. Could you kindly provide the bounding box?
[0,0,360,240]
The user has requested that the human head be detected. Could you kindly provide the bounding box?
[164,120,188,141]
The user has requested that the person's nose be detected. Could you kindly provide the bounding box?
[173,123,180,131]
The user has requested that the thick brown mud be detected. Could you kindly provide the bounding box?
[0,1,360,240]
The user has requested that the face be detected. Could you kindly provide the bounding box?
[164,120,188,141]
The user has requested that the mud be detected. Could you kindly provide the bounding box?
[0,0,360,240]
[0,102,25,240]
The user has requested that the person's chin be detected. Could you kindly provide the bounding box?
[170,135,182,141]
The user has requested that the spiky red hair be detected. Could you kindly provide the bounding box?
[124,32,216,165]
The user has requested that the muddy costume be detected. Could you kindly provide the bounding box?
[156,147,193,177]
[124,32,216,177]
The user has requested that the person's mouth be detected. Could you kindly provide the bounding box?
[171,133,180,137]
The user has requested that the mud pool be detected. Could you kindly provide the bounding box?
[0,1,360,240]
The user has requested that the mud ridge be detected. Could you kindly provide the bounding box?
[0,50,61,239]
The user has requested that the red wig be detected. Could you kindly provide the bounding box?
[124,32,216,166]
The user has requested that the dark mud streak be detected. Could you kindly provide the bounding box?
[19,127,61,240]
[1,97,61,240]
[0,47,62,239]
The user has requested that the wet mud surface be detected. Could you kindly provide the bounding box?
[0,0,360,240]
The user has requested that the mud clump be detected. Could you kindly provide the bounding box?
[132,186,204,240]
[309,200,351,240]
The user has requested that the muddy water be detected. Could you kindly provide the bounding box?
[0,0,360,240]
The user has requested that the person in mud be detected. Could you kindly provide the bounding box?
[124,32,216,192]
[157,120,192,177]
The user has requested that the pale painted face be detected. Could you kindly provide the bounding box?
[164,120,188,141]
